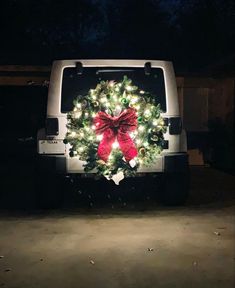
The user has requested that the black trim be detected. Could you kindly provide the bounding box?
[76,62,83,75]
[162,140,169,149]
[169,117,182,135]
[46,118,59,136]
[163,118,169,126]
[144,62,151,75]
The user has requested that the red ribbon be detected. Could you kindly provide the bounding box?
[94,108,138,162]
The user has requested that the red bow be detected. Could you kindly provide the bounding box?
[94,108,138,162]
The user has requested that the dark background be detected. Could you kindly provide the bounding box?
[0,0,234,73]
[0,0,234,208]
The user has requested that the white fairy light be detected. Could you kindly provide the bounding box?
[74,111,82,119]
[84,112,89,118]
[135,105,140,110]
[97,135,103,141]
[114,105,122,116]
[71,131,76,137]
[78,147,84,153]
[138,125,145,132]
[143,142,149,147]
[91,125,96,130]
[126,85,132,91]
[76,103,82,109]
[159,119,165,126]
[112,141,119,149]
[130,96,138,104]
[140,90,145,94]
[129,132,135,139]
[153,119,158,126]
[100,97,106,103]
[144,109,151,115]
[85,126,91,132]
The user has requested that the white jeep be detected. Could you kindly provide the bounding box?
[37,60,189,206]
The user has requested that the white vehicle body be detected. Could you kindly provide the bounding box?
[37,59,187,175]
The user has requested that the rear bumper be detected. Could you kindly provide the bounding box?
[36,153,189,175]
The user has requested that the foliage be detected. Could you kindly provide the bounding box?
[64,76,166,180]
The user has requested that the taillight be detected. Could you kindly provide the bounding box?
[163,117,182,135]
[46,118,59,136]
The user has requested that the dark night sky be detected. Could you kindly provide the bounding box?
[0,0,234,73]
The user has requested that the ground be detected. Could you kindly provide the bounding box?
[0,167,234,288]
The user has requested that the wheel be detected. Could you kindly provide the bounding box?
[34,157,64,209]
[35,172,64,209]
[159,170,190,206]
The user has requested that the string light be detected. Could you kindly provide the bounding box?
[74,111,82,119]
[144,109,151,116]
[130,96,138,104]
[65,76,166,181]
[100,97,106,103]
[78,147,84,153]
[138,125,145,132]
[153,119,158,126]
[135,105,140,110]
[97,135,103,141]
[112,141,119,149]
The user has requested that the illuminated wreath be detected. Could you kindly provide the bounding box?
[64,76,166,184]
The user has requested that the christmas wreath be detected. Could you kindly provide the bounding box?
[64,76,166,184]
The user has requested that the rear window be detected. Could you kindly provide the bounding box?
[61,67,166,113]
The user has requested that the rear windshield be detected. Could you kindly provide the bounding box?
[61,67,166,113]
